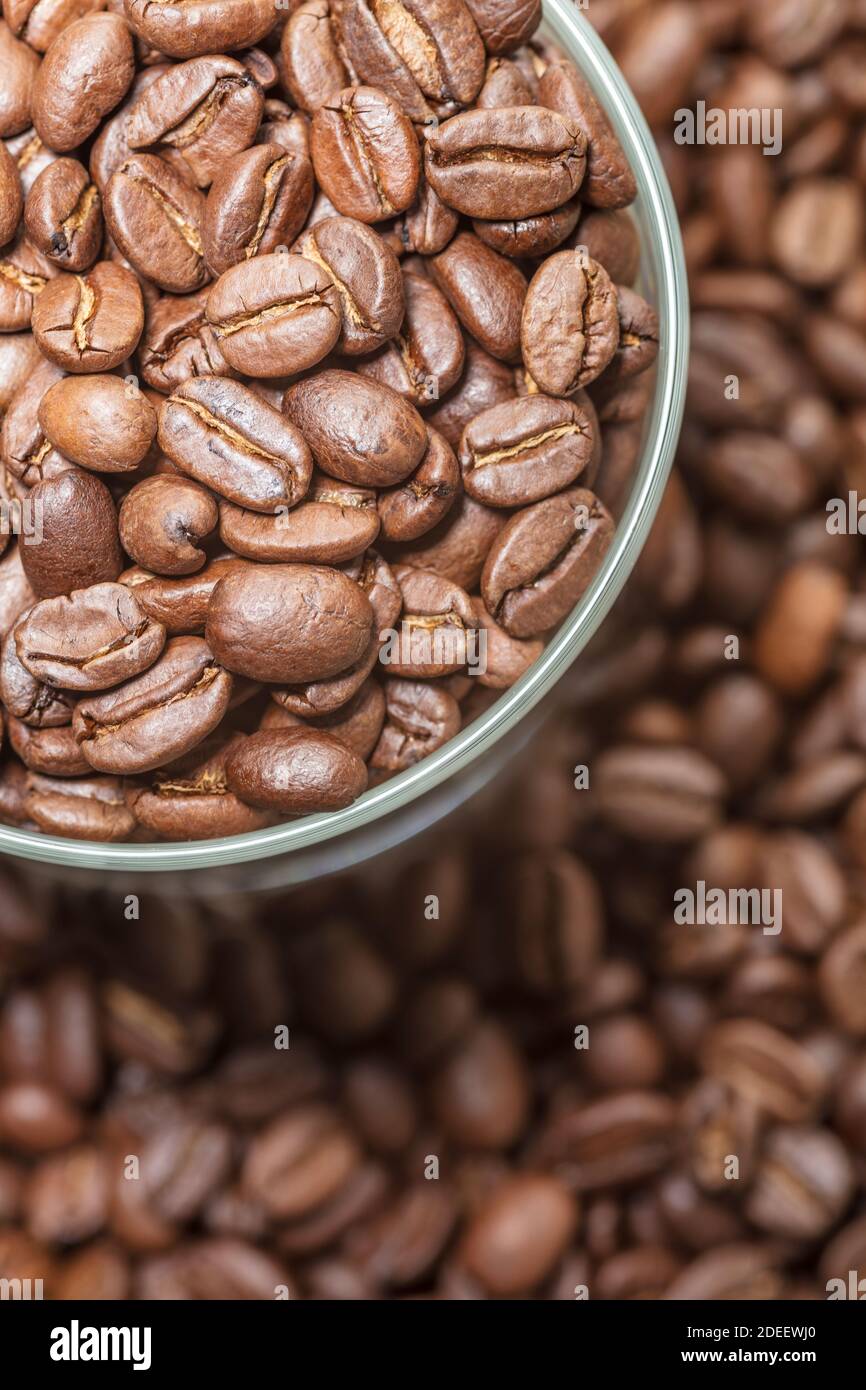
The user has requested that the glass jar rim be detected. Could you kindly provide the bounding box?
[0,0,689,872]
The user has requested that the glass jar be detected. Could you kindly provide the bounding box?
[0,0,689,888]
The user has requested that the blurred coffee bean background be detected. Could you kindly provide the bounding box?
[2,0,866,1300]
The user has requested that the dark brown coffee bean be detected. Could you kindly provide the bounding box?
[534,1091,676,1191]
[104,153,207,295]
[22,771,134,838]
[427,337,516,448]
[220,473,379,565]
[430,1018,529,1149]
[393,490,505,590]
[207,562,373,685]
[0,135,23,246]
[395,173,458,256]
[31,261,144,373]
[293,215,404,356]
[0,231,57,331]
[459,1174,576,1296]
[21,469,122,599]
[378,427,460,542]
[311,86,420,224]
[481,486,613,637]
[242,1105,361,1220]
[1,615,73,728]
[426,106,585,220]
[119,476,218,576]
[539,58,636,209]
[429,231,526,362]
[753,562,847,696]
[593,744,725,843]
[522,248,619,394]
[16,581,165,691]
[476,55,534,108]
[461,394,595,508]
[280,0,350,115]
[38,374,156,473]
[225,727,368,814]
[158,376,313,512]
[574,207,640,285]
[356,269,464,405]
[23,157,100,271]
[462,0,540,55]
[371,675,460,771]
[32,15,134,153]
[126,56,264,190]
[701,1019,825,1122]
[202,144,313,278]
[0,1081,83,1152]
[0,21,40,139]
[206,252,340,378]
[385,565,475,679]
[469,597,541,690]
[264,678,385,762]
[72,636,232,775]
[139,287,234,394]
[8,718,86,774]
[337,0,485,122]
[123,0,278,60]
[119,554,249,635]
[818,922,866,1036]
[285,368,427,487]
[472,196,582,259]
[24,1145,109,1244]
[126,732,270,839]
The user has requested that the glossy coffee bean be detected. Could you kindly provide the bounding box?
[31,261,144,373]
[425,106,585,220]
[293,216,404,357]
[206,252,340,378]
[539,58,637,209]
[123,0,278,60]
[206,563,373,685]
[0,137,24,247]
[20,469,122,599]
[285,369,427,488]
[138,288,234,394]
[460,394,596,508]
[522,248,619,394]
[203,144,314,277]
[429,232,526,363]
[72,636,232,775]
[119,477,218,576]
[16,582,165,692]
[158,377,313,512]
[225,728,368,815]
[356,268,464,407]
[311,86,420,225]
[0,232,57,331]
[23,158,101,271]
[38,374,156,473]
[219,474,379,566]
[32,15,135,154]
[462,0,540,55]
[104,154,207,295]
[378,428,460,543]
[371,676,460,771]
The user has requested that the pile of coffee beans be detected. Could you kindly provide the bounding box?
[0,0,659,842]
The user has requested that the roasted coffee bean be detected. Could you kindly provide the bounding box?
[0,20,40,139]
[285,369,427,488]
[280,0,350,115]
[393,491,505,590]
[158,377,313,512]
[16,582,165,692]
[425,106,585,221]
[125,56,265,190]
[207,562,372,685]
[311,86,419,225]
[0,232,57,331]
[119,477,218,576]
[356,269,464,405]
[702,1020,825,1123]
[593,744,725,844]
[539,58,637,209]
[481,487,613,637]
[336,0,486,123]
[429,231,526,363]
[126,732,271,839]
[202,144,314,278]
[263,678,385,763]
[38,374,156,473]
[476,55,535,109]
[395,174,458,257]
[292,216,404,356]
[225,727,368,815]
[104,154,207,295]
[1,615,73,728]
[746,1125,853,1240]
[72,636,232,775]
[206,252,340,378]
[31,261,144,374]
[123,0,278,60]
[385,566,475,679]
[9,719,88,776]
[219,474,379,566]
[119,554,249,635]
[427,338,516,449]
[32,15,135,154]
[522,248,619,394]
[472,196,582,259]
[470,597,541,690]
[20,469,122,599]
[23,158,101,271]
[462,0,540,55]
[371,676,460,771]
[0,1081,84,1151]
[242,1105,361,1220]
[138,288,234,394]
[378,427,460,543]
[459,1175,576,1296]
[0,136,24,246]
[575,207,641,285]
[460,395,596,508]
